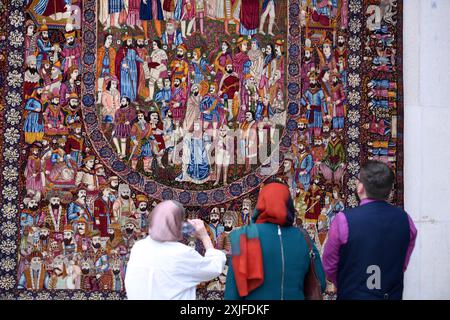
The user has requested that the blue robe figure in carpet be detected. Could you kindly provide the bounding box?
[176,121,211,184]
[255,99,274,121]
[368,79,395,89]
[20,207,41,237]
[191,50,210,84]
[187,132,211,183]
[295,143,314,192]
[155,86,172,102]
[67,196,94,224]
[94,250,109,275]
[115,34,144,102]
[300,71,327,138]
[36,22,52,71]
[200,85,224,125]
[369,99,391,109]
[161,20,183,50]
[154,78,172,118]
[24,88,45,145]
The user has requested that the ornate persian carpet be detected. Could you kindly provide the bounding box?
[0,0,402,299]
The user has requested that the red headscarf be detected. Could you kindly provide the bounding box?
[254,182,296,226]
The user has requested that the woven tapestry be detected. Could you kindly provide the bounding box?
[0,0,403,300]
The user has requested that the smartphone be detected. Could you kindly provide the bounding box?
[181,221,196,237]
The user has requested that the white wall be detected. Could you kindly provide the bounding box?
[403,0,450,300]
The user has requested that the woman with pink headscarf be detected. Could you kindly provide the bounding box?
[125,200,226,299]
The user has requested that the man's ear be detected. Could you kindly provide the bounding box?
[356,181,365,197]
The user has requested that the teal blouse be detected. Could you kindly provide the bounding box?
[224,223,326,300]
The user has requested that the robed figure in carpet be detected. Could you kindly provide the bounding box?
[176,120,211,184]
[233,38,252,121]
[24,87,45,145]
[115,34,145,102]
[34,0,67,18]
[140,0,164,38]
[130,111,154,173]
[239,0,260,36]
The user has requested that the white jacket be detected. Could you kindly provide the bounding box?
[125,236,226,300]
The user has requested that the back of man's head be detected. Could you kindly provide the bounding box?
[359,160,394,200]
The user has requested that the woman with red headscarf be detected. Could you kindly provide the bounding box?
[225,179,326,299]
[125,200,226,299]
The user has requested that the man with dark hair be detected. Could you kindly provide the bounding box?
[359,160,395,199]
[322,160,417,300]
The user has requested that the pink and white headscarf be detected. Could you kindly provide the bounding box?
[148,200,185,242]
